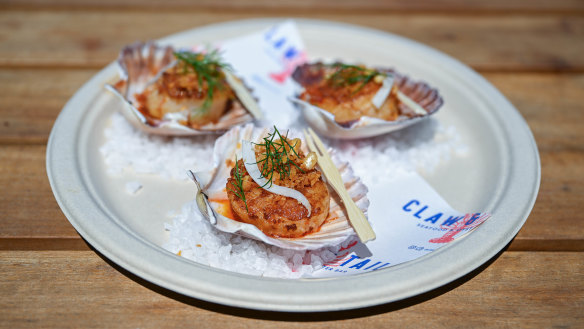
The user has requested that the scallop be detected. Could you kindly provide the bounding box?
[290,62,444,139]
[105,41,262,136]
[189,124,370,250]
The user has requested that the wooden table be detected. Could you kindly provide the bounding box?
[1,1,583,327]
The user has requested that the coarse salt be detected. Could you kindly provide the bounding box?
[101,111,466,278]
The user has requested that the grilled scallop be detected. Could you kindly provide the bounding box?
[226,140,330,239]
[136,58,234,128]
[190,124,370,250]
[290,61,444,139]
[293,62,401,124]
[106,42,261,136]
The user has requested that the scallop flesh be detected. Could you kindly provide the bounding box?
[106,41,262,136]
[290,62,444,139]
[190,124,370,250]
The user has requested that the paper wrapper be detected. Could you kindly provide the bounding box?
[174,20,491,277]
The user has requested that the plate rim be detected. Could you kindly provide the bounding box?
[46,17,541,312]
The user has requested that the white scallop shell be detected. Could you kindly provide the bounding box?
[105,41,261,136]
[290,64,444,139]
[191,124,370,250]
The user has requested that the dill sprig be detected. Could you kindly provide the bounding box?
[326,63,386,94]
[173,49,232,117]
[253,126,304,188]
[227,156,248,212]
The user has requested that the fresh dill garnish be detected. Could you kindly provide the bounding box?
[227,156,248,212]
[173,49,232,117]
[253,126,304,188]
[326,63,386,95]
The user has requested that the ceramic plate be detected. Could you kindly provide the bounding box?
[46,18,540,311]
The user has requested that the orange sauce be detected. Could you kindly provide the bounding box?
[325,216,339,223]
[210,198,235,220]
[211,198,332,238]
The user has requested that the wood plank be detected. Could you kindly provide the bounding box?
[0,69,95,144]
[0,238,90,251]
[0,11,582,72]
[516,149,584,244]
[3,70,583,149]
[0,251,582,327]
[486,73,584,152]
[1,72,583,250]
[2,0,583,13]
[0,145,582,250]
[489,75,584,245]
[0,145,77,239]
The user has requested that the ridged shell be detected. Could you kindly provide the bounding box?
[105,41,260,136]
[191,124,370,250]
[290,63,444,139]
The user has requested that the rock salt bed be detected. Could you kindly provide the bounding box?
[329,118,467,188]
[100,112,216,180]
[162,199,341,278]
[100,112,466,278]
[101,112,466,185]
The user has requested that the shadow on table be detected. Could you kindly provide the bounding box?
[86,238,509,321]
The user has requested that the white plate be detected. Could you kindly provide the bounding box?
[46,18,540,312]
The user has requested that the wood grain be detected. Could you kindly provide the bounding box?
[0,71,583,249]
[513,150,584,250]
[0,0,582,326]
[0,146,582,250]
[487,73,584,152]
[2,0,584,13]
[0,251,582,328]
[0,69,95,144]
[0,11,582,72]
[0,145,76,239]
[2,70,583,145]
[524,149,584,233]
[0,238,90,251]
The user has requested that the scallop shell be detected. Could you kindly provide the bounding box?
[105,41,261,136]
[190,123,370,250]
[290,63,444,139]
